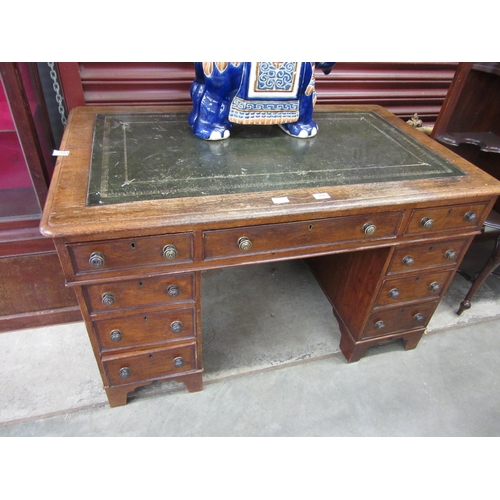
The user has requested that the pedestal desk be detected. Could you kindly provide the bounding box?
[40,105,500,407]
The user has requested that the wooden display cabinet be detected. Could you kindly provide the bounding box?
[0,62,80,332]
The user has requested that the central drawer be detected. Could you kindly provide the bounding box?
[103,343,197,386]
[203,211,404,261]
[83,273,194,313]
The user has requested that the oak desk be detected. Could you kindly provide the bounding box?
[40,105,500,407]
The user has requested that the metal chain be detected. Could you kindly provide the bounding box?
[47,62,67,127]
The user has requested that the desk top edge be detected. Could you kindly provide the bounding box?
[40,105,500,239]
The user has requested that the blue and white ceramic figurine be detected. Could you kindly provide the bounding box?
[189,62,335,140]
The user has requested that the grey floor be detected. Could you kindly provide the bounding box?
[1,255,499,437]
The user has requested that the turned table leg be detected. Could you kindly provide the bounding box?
[457,234,500,315]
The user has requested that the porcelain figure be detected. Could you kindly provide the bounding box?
[189,62,335,140]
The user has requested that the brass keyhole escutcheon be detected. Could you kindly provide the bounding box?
[238,236,252,251]
[163,244,178,260]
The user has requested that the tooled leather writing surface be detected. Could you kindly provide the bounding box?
[87,111,465,206]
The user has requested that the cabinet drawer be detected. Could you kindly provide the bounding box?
[362,301,438,340]
[388,238,468,274]
[68,232,193,276]
[376,269,453,307]
[83,273,194,313]
[204,211,403,261]
[94,308,195,352]
[103,343,197,386]
[405,202,487,235]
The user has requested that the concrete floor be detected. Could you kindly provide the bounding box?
[1,257,499,437]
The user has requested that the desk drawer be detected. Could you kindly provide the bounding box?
[203,211,403,261]
[68,232,193,276]
[362,301,438,340]
[83,273,194,313]
[387,238,468,274]
[376,269,453,307]
[94,308,195,352]
[405,202,487,235]
[103,343,197,386]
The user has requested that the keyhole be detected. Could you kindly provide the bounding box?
[308,224,313,231]
[139,281,143,288]
[144,316,148,322]
[130,243,136,249]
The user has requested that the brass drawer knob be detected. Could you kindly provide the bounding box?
[238,236,252,251]
[420,217,434,229]
[414,313,425,322]
[173,356,184,368]
[445,249,457,261]
[464,211,477,223]
[119,367,131,379]
[110,329,123,342]
[429,281,441,292]
[163,244,178,260]
[402,255,414,266]
[374,320,385,330]
[363,223,377,235]
[89,252,105,267]
[101,292,116,306]
[167,285,180,298]
[171,321,183,333]
[389,288,400,299]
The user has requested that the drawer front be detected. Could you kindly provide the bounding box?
[204,211,403,261]
[94,308,195,352]
[84,274,194,313]
[362,301,438,340]
[68,233,193,275]
[376,269,453,307]
[103,343,197,386]
[405,202,487,235]
[388,238,468,274]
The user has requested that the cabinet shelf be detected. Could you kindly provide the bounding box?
[435,131,500,153]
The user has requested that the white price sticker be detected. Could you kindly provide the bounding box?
[313,192,331,200]
[272,196,290,204]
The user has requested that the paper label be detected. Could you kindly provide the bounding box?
[313,192,331,200]
[272,196,290,204]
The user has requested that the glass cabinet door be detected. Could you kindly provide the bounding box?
[0,74,42,221]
